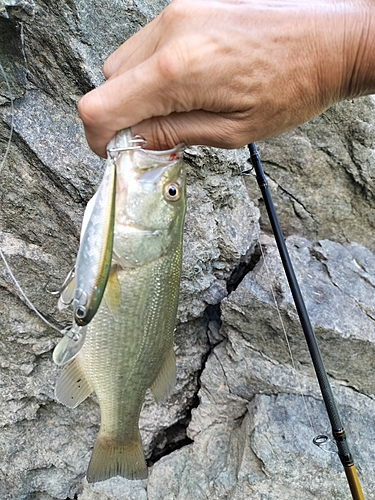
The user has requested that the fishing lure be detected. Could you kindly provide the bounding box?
[53,159,117,365]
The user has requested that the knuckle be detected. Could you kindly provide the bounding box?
[150,118,180,150]
[102,58,113,79]
[77,91,104,128]
[155,48,184,85]
[102,49,122,79]
[162,0,187,22]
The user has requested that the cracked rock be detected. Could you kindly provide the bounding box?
[1,1,375,499]
[244,98,375,250]
[221,236,375,395]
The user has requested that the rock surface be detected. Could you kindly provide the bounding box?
[244,97,375,250]
[1,1,375,499]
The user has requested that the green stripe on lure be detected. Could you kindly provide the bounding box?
[53,156,116,365]
[73,160,116,326]
[54,128,186,482]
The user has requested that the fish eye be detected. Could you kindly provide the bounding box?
[164,182,181,201]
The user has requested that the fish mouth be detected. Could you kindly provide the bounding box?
[134,143,185,168]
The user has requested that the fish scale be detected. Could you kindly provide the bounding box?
[82,255,180,429]
[55,130,186,482]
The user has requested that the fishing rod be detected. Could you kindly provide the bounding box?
[247,142,364,500]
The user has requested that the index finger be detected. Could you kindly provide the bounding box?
[78,47,192,157]
[103,15,161,79]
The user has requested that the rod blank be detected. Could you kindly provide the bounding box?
[248,142,364,500]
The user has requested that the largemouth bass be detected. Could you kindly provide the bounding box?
[55,129,186,482]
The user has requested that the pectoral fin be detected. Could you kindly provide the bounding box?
[104,268,122,320]
[55,358,92,408]
[150,347,176,404]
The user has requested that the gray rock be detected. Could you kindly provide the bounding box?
[1,1,375,499]
[245,97,375,250]
[221,236,375,396]
[180,146,259,322]
[144,354,375,500]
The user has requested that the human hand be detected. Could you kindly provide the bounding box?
[78,0,375,157]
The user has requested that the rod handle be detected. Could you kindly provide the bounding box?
[344,465,364,500]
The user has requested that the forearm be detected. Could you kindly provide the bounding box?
[284,0,375,117]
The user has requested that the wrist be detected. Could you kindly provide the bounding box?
[337,1,375,100]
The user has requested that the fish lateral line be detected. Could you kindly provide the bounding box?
[55,129,186,482]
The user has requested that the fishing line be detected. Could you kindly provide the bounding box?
[247,141,364,500]
[0,249,61,333]
[19,22,29,74]
[0,62,64,335]
[255,229,316,435]
[234,148,316,435]
[0,62,14,174]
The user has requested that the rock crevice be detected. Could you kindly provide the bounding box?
[1,2,375,499]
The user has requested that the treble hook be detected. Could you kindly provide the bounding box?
[107,135,147,158]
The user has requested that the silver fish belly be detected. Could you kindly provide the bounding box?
[55,130,186,482]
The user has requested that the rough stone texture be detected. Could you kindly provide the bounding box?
[244,97,375,250]
[1,1,375,499]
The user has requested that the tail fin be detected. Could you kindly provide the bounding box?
[86,431,148,483]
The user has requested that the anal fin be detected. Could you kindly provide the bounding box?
[150,347,176,404]
[87,430,147,483]
[55,358,92,408]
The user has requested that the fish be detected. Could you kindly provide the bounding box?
[54,129,186,482]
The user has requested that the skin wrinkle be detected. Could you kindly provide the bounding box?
[346,14,373,97]
[77,0,375,156]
